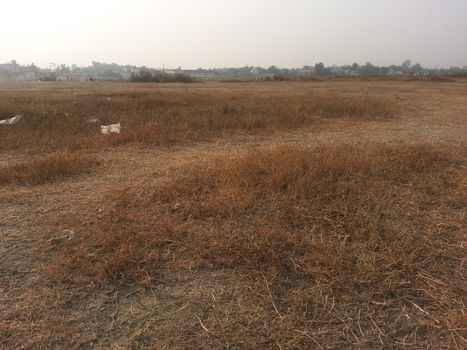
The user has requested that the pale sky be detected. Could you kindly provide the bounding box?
[1,0,466,69]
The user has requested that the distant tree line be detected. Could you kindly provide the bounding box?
[2,60,467,82]
[179,61,467,80]
[309,60,467,77]
[129,67,195,83]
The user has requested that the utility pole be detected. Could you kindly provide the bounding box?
[12,60,17,80]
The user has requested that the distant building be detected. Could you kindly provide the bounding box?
[0,60,18,80]
[0,60,41,81]
[0,60,18,73]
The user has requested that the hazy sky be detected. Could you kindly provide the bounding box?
[1,0,466,69]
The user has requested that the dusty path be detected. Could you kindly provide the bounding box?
[1,81,466,349]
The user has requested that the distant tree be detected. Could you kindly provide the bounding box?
[411,63,423,74]
[138,67,153,82]
[130,67,195,83]
[267,65,280,73]
[57,64,70,73]
[379,66,389,76]
[314,62,328,75]
[401,60,412,73]
[388,65,399,75]
[360,62,378,76]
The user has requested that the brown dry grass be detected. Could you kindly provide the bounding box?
[0,90,397,152]
[49,143,466,348]
[0,151,98,185]
[2,80,466,349]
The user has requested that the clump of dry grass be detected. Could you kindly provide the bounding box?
[0,151,98,185]
[0,90,398,151]
[51,143,466,348]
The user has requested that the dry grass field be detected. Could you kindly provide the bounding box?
[1,80,466,349]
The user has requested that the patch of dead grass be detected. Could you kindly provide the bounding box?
[0,151,99,185]
[49,143,466,348]
[0,91,398,151]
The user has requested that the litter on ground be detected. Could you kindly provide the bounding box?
[0,115,22,125]
[101,123,121,134]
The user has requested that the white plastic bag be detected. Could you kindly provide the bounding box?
[101,123,121,134]
[0,115,22,125]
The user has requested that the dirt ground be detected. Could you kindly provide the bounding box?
[1,80,466,349]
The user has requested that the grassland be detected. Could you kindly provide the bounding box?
[0,85,396,152]
[1,80,466,349]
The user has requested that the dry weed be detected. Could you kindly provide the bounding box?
[0,151,98,185]
[50,143,466,348]
[0,91,397,151]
